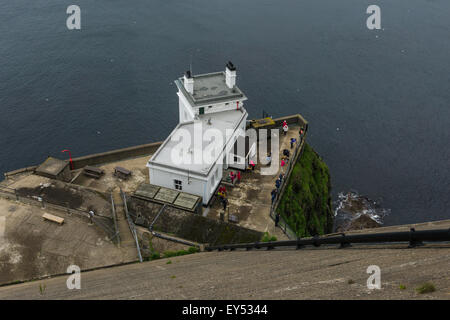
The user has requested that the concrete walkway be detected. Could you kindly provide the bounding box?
[0,242,448,299]
[112,190,139,255]
[0,197,138,286]
[207,126,302,240]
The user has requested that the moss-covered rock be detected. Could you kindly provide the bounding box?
[277,143,333,237]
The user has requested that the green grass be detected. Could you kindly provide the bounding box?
[261,232,277,242]
[163,246,200,258]
[145,241,200,261]
[416,282,436,294]
[399,284,406,290]
[39,283,46,295]
[276,144,334,237]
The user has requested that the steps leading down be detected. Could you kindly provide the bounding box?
[112,190,139,254]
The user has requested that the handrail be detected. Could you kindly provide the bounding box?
[120,187,143,263]
[149,204,167,232]
[205,228,450,251]
[110,192,120,246]
[268,130,306,239]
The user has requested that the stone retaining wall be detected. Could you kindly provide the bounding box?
[128,197,263,246]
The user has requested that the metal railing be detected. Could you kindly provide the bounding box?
[268,132,306,239]
[205,228,450,251]
[120,188,143,262]
[110,193,121,246]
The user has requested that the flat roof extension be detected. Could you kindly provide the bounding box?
[35,157,69,177]
[175,72,247,107]
[148,108,247,176]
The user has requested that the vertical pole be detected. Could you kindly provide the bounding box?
[62,149,74,170]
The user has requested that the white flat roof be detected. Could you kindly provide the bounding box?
[148,108,247,176]
[175,72,247,107]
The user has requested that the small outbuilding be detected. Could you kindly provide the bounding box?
[35,157,71,182]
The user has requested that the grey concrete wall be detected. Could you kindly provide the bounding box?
[70,141,163,169]
[3,166,37,180]
[2,141,163,179]
[249,114,308,131]
[128,197,263,246]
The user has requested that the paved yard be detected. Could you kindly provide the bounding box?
[207,125,302,240]
[71,155,151,193]
[0,197,138,285]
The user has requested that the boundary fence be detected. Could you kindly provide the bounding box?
[268,131,307,239]
[110,193,121,246]
[205,228,450,251]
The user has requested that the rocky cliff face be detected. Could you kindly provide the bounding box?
[277,144,334,237]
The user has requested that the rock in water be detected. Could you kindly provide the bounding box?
[333,192,389,232]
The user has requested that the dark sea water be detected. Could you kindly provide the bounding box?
[1,0,449,226]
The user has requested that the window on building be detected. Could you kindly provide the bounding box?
[174,179,182,190]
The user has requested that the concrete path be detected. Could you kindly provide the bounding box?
[1,243,448,299]
[0,197,138,286]
[112,190,139,254]
[207,126,302,241]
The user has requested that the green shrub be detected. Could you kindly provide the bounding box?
[261,232,277,242]
[399,284,406,290]
[276,144,333,237]
[163,247,200,258]
[188,246,200,253]
[416,283,436,294]
[149,251,161,260]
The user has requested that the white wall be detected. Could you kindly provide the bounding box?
[205,163,223,202]
[149,164,223,205]
[179,98,246,118]
[200,101,244,115]
[178,91,195,123]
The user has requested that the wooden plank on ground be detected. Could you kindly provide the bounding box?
[42,213,64,225]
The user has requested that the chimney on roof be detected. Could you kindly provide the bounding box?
[184,70,194,94]
[225,61,236,89]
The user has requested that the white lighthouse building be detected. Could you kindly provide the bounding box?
[147,62,255,205]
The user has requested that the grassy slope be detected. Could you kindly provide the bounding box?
[277,143,334,237]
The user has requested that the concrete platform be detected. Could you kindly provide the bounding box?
[71,155,151,193]
[0,197,138,286]
[207,125,302,240]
